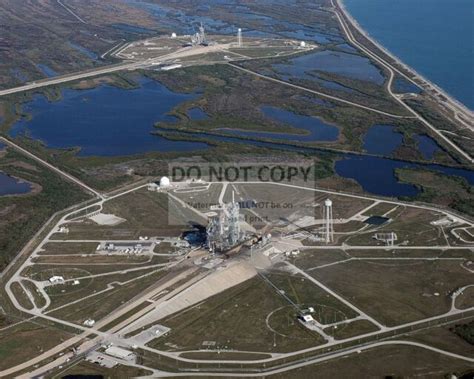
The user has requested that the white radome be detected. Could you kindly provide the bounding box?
[160,176,171,187]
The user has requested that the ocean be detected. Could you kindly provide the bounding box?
[342,0,473,110]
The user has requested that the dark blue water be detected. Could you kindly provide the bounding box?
[415,134,441,160]
[220,106,339,142]
[36,64,57,78]
[273,50,384,88]
[335,156,474,197]
[393,78,422,94]
[187,107,209,120]
[158,128,474,198]
[69,42,98,60]
[363,124,403,156]
[0,172,32,196]
[10,78,209,156]
[343,0,473,110]
[365,216,389,225]
[280,29,338,45]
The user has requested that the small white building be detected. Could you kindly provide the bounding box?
[160,176,171,187]
[83,319,95,327]
[49,276,65,285]
[105,346,137,363]
[147,183,159,192]
[300,314,314,323]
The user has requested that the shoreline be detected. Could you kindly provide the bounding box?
[337,0,474,121]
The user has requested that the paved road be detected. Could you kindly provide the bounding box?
[0,63,138,98]
[288,262,387,330]
[3,180,473,376]
[0,44,230,98]
[142,340,474,378]
[334,0,474,131]
[228,63,412,120]
[0,137,103,198]
[332,0,473,163]
[57,0,87,24]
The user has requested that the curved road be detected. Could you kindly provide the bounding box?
[331,0,473,163]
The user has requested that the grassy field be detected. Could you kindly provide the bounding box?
[48,270,167,325]
[311,260,473,326]
[22,262,159,280]
[407,322,474,357]
[455,286,474,310]
[271,344,474,378]
[10,282,33,310]
[229,183,373,226]
[43,267,162,311]
[0,319,78,371]
[21,280,46,308]
[342,206,447,247]
[397,168,474,217]
[37,242,101,256]
[149,277,325,353]
[362,202,398,217]
[0,148,90,272]
[49,360,152,379]
[323,320,378,340]
[32,254,151,265]
[292,249,349,270]
[264,271,358,323]
[179,351,272,360]
[345,249,474,259]
[52,189,202,241]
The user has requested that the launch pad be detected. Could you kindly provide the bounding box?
[112,24,316,69]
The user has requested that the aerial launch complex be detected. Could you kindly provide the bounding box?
[207,192,244,254]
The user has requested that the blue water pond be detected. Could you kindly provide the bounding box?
[10,78,209,156]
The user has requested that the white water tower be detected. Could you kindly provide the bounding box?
[237,28,242,47]
[323,199,334,244]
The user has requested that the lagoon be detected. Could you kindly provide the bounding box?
[10,78,209,156]
[343,0,473,109]
[0,173,32,196]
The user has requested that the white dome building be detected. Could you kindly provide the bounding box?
[160,176,171,187]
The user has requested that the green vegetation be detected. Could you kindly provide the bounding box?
[271,345,474,378]
[396,168,474,217]
[453,321,474,345]
[49,360,152,378]
[21,280,46,308]
[10,282,33,310]
[0,318,78,371]
[324,320,378,340]
[150,277,324,353]
[0,148,90,271]
[264,271,358,323]
[311,260,473,326]
[48,269,166,324]
[342,206,446,247]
